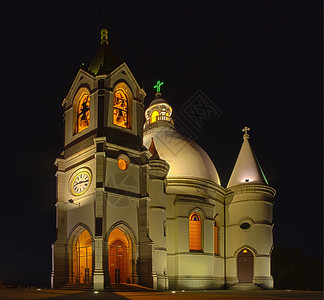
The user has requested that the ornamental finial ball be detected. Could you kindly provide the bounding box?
[100,28,108,44]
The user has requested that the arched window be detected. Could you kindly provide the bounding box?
[189,213,202,251]
[74,91,90,134]
[151,110,159,123]
[113,82,133,129]
[214,221,219,255]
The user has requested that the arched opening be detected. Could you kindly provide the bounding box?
[113,82,133,129]
[108,228,132,284]
[72,229,92,284]
[237,248,254,283]
[73,88,91,135]
[189,213,202,251]
[151,110,159,123]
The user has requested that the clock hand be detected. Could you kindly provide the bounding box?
[75,180,88,185]
[78,180,88,184]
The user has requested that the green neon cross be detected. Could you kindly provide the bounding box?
[153,80,164,93]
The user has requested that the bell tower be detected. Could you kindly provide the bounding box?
[51,28,155,290]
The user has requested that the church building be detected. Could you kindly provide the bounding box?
[51,28,276,291]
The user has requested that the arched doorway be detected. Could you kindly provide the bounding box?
[72,229,92,284]
[237,248,254,283]
[108,228,132,284]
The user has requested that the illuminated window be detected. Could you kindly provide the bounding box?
[151,110,159,123]
[113,82,133,129]
[75,92,90,134]
[189,213,202,251]
[214,221,219,255]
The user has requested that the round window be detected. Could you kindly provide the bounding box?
[240,222,251,230]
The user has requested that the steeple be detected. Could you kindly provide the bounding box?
[87,28,121,75]
[227,127,268,188]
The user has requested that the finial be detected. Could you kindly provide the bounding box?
[153,80,164,97]
[242,126,250,140]
[100,28,108,45]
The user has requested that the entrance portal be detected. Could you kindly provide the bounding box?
[72,229,92,283]
[237,248,253,283]
[108,228,131,284]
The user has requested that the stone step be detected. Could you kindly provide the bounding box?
[59,283,155,292]
[230,283,261,290]
[59,283,92,291]
[108,284,156,292]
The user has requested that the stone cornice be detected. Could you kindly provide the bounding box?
[226,183,276,198]
[167,177,226,198]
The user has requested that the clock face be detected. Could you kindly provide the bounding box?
[71,170,91,196]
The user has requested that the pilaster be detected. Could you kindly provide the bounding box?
[93,137,107,290]
[147,158,169,290]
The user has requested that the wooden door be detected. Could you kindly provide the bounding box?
[109,239,128,284]
[237,249,253,282]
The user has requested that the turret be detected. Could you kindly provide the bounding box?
[225,127,276,289]
[147,138,170,290]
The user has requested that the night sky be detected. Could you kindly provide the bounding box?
[1,0,322,287]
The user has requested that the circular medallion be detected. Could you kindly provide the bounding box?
[117,154,130,171]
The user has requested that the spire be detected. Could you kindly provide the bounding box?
[149,138,160,160]
[227,127,268,188]
[87,28,121,76]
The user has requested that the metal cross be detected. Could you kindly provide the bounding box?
[242,126,250,135]
[153,80,164,93]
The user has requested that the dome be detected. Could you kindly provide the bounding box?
[143,126,221,185]
[149,97,168,107]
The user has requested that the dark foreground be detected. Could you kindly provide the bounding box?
[0,289,322,300]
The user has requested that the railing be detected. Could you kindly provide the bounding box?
[143,115,174,129]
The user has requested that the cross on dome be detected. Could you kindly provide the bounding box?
[153,80,164,96]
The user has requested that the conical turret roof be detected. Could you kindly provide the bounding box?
[148,138,160,160]
[88,28,122,75]
[227,127,268,188]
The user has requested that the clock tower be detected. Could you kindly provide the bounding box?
[51,28,167,290]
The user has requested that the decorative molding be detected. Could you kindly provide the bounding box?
[226,183,276,197]
[167,177,226,199]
